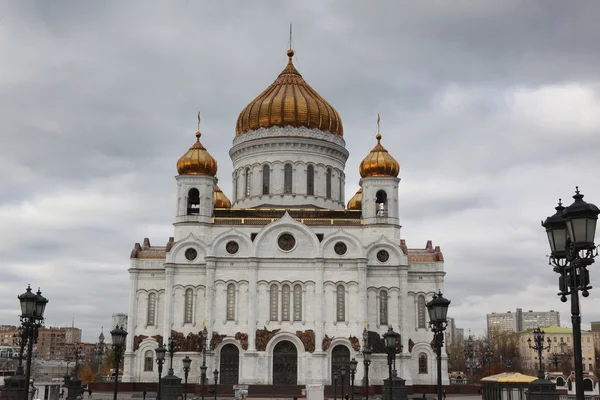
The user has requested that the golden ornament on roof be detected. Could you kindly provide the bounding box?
[359,131,400,178]
[176,130,218,176]
[213,182,232,209]
[347,187,362,210]
[235,49,343,137]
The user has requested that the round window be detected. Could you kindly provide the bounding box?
[334,242,347,255]
[226,241,239,255]
[377,250,389,263]
[278,233,296,251]
[185,248,197,261]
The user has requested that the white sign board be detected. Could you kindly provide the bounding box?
[306,384,324,400]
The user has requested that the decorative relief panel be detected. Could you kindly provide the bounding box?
[210,331,227,351]
[295,329,315,353]
[235,332,249,350]
[133,334,163,352]
[255,326,281,351]
[170,330,205,352]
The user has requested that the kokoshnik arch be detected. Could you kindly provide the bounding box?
[123,45,448,386]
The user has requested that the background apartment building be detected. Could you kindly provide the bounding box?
[487,308,560,334]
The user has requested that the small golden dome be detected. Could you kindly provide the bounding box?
[347,187,362,210]
[359,133,400,178]
[176,131,218,176]
[213,182,231,209]
[236,49,343,137]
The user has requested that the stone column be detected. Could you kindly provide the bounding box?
[315,261,325,352]
[205,259,216,340]
[244,258,259,383]
[398,265,411,385]
[358,260,368,328]
[123,269,139,381]
[164,266,175,341]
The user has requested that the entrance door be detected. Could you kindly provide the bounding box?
[220,344,239,384]
[331,345,350,385]
[273,341,298,384]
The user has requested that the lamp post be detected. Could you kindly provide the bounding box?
[542,188,599,400]
[167,336,178,376]
[18,285,48,400]
[110,325,127,400]
[383,326,399,400]
[349,358,357,400]
[73,344,83,378]
[527,327,551,379]
[213,369,219,400]
[340,364,347,400]
[426,290,451,400]
[201,326,208,400]
[464,335,475,381]
[182,356,192,400]
[362,328,372,400]
[94,330,105,380]
[155,343,166,400]
[551,353,560,370]
[333,368,339,400]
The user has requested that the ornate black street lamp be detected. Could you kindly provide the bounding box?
[73,343,83,378]
[18,285,48,400]
[333,368,339,400]
[340,364,347,400]
[94,329,105,380]
[362,328,371,400]
[166,336,178,375]
[200,326,208,400]
[349,358,357,400]
[542,188,599,400]
[427,290,451,400]
[482,347,493,376]
[213,369,219,400]
[527,327,551,379]
[383,326,399,400]
[155,343,166,400]
[110,325,127,400]
[464,335,476,381]
[551,353,560,370]
[182,356,192,400]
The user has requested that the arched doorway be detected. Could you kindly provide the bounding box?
[331,345,350,385]
[273,341,298,384]
[219,344,239,384]
[583,378,593,391]
[556,377,565,387]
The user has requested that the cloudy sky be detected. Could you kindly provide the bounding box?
[1,1,600,343]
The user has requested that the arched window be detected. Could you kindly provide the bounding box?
[262,165,270,195]
[147,293,156,326]
[245,167,251,197]
[306,165,315,196]
[226,284,235,321]
[144,350,154,371]
[293,284,302,321]
[418,296,426,329]
[326,168,332,199]
[284,164,293,194]
[380,290,388,325]
[336,285,345,322]
[184,289,193,324]
[187,188,200,215]
[270,284,279,321]
[232,171,238,201]
[376,190,388,217]
[281,285,291,321]
[418,353,428,373]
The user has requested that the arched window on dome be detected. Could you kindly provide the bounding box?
[379,290,388,325]
[147,293,156,326]
[144,350,154,371]
[245,167,251,198]
[184,288,193,324]
[376,190,388,217]
[284,164,293,194]
[336,285,345,322]
[418,353,428,373]
[306,165,315,196]
[293,284,302,321]
[262,165,270,195]
[226,284,235,321]
[281,284,291,321]
[417,295,426,329]
[326,168,332,199]
[269,284,278,321]
[187,188,200,215]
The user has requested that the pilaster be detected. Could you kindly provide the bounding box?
[315,260,325,352]
[164,266,175,341]
[205,259,216,340]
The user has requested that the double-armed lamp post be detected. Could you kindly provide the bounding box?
[182,356,192,400]
[528,327,551,379]
[155,343,166,400]
[542,187,599,400]
[426,290,451,400]
[382,326,400,400]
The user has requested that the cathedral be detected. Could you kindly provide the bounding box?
[122,46,448,387]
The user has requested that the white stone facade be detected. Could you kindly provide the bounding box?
[123,125,448,387]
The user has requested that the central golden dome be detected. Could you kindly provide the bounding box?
[236,49,343,137]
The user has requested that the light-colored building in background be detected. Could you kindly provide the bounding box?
[454,328,464,343]
[487,308,560,334]
[112,313,128,330]
[518,326,595,373]
[62,327,82,344]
